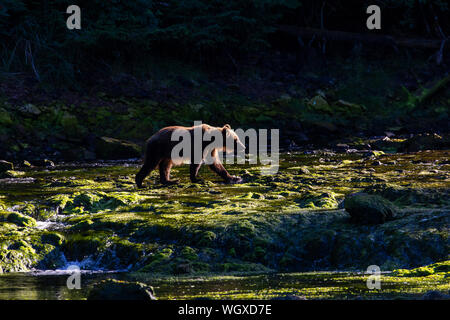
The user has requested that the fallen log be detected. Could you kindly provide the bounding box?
[278,25,448,50]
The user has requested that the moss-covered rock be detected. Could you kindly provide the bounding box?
[295,191,339,209]
[0,211,36,227]
[344,193,397,224]
[364,183,449,206]
[87,279,156,300]
[138,248,174,273]
[41,232,65,246]
[392,260,450,277]
[0,233,64,272]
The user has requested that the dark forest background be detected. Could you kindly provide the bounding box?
[0,0,449,161]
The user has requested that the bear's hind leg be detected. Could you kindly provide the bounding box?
[136,162,158,188]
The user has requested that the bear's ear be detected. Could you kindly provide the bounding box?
[223,124,231,130]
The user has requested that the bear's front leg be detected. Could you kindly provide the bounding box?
[209,162,242,184]
[190,163,203,183]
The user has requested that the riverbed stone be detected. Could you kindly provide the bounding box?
[87,279,156,300]
[344,192,397,224]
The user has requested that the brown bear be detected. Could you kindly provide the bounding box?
[135,124,245,188]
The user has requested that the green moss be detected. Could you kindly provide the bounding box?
[138,248,174,272]
[294,191,340,209]
[63,233,106,261]
[58,191,147,214]
[194,230,217,247]
[0,150,448,277]
[392,260,450,277]
[180,246,198,261]
[3,170,26,178]
[0,211,36,227]
[41,232,65,246]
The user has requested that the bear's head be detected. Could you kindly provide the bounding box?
[221,124,245,153]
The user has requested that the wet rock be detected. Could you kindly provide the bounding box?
[344,193,397,224]
[95,136,142,160]
[401,133,447,152]
[87,279,156,300]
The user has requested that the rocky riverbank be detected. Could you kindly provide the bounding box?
[1,150,448,275]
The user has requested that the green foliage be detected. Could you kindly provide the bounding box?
[0,0,301,83]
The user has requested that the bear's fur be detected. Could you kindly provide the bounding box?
[135,124,244,188]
